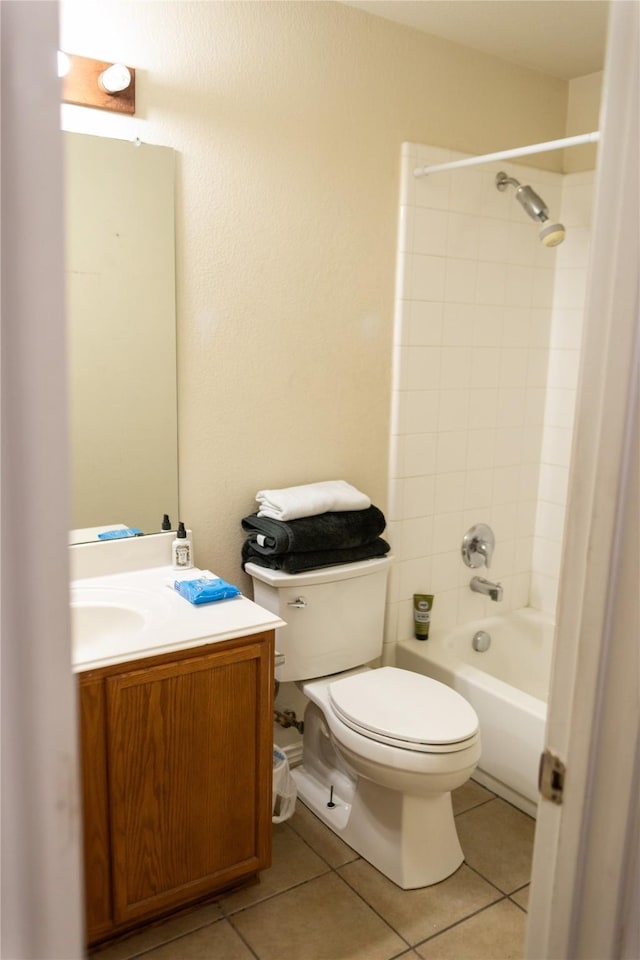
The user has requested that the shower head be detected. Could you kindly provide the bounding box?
[495,171,565,246]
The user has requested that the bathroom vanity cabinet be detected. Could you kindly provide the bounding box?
[78,629,274,945]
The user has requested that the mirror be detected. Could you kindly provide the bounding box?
[65,132,178,542]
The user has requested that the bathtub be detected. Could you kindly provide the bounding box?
[396,607,553,817]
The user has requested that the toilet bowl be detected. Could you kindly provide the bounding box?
[247,557,481,888]
[294,667,480,888]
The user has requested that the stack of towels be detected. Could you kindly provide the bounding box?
[241,480,390,574]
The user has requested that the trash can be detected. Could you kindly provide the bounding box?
[272,746,297,823]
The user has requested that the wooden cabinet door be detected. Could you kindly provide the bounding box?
[79,675,112,942]
[106,638,272,925]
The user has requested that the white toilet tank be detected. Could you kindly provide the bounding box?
[246,556,392,682]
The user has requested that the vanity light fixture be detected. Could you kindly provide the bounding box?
[60,53,136,115]
[98,63,132,94]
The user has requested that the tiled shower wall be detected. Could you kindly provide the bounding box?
[384,142,594,655]
[531,170,595,615]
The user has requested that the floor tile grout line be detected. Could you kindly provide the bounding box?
[332,862,414,954]
[225,914,263,960]
[218,868,335,919]
[453,795,497,817]
[91,912,232,960]
[412,893,511,950]
[462,859,530,899]
[285,817,362,873]
[508,894,529,915]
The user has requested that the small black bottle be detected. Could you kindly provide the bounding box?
[161,514,172,531]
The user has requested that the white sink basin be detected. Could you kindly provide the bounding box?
[72,603,147,643]
[70,585,172,657]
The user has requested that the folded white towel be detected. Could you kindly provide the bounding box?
[256,480,371,522]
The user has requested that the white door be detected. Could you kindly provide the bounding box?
[527,3,640,958]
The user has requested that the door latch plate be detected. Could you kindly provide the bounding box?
[538,749,565,804]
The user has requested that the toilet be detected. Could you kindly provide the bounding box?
[247,556,480,889]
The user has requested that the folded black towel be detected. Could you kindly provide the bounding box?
[242,537,390,574]
[241,505,386,557]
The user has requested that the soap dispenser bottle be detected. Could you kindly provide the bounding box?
[172,522,193,569]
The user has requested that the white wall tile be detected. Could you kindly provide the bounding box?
[435,471,466,514]
[535,499,566,542]
[504,264,534,307]
[527,349,549,388]
[553,268,587,310]
[496,388,526,427]
[430,587,459,630]
[464,468,493,509]
[400,515,434,560]
[397,205,415,253]
[401,433,438,476]
[408,300,444,345]
[494,427,523,467]
[445,258,478,303]
[389,143,591,634]
[492,464,520,505]
[436,431,468,472]
[431,550,465,591]
[408,253,447,301]
[518,463,540,501]
[502,307,531,348]
[441,346,472,388]
[499,348,529,388]
[476,261,506,304]
[544,388,577,429]
[470,346,501,387]
[413,207,449,256]
[398,556,434,599]
[541,426,573,467]
[401,475,436,518]
[478,217,509,262]
[529,308,552,348]
[506,221,538,266]
[538,464,569,505]
[406,346,442,389]
[442,303,474,345]
[473,304,504,346]
[555,227,591,269]
[415,169,451,211]
[396,389,440,434]
[448,167,482,213]
[525,388,546,426]
[532,536,562,578]
[530,268,555,309]
[432,511,464,554]
[547,348,580,390]
[438,389,470,431]
[468,388,498,429]
[466,429,495,470]
[550,308,584,350]
[447,212,480,260]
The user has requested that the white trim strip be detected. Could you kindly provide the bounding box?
[413,131,600,177]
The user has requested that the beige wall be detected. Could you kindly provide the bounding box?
[564,71,604,172]
[61,0,574,590]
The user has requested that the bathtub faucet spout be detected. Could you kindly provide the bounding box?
[470,576,503,602]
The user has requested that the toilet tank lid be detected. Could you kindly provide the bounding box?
[245,556,392,588]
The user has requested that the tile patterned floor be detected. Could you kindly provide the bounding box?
[91,780,535,960]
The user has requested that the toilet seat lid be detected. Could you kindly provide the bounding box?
[328,667,479,749]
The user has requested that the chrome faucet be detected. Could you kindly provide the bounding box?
[470,576,503,602]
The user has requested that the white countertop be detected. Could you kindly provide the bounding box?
[71,565,285,673]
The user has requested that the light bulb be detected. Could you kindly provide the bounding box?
[98,63,131,94]
[57,51,71,78]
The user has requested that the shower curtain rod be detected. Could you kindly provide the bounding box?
[413,130,600,177]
